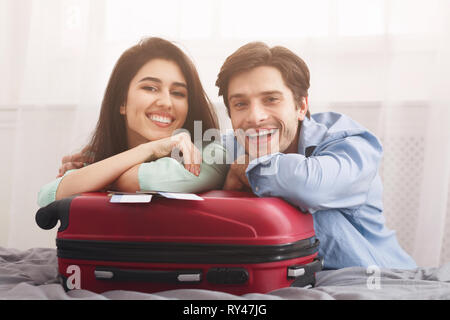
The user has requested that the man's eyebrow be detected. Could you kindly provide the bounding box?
[228,93,246,101]
[260,90,283,96]
[228,91,283,101]
[138,77,187,88]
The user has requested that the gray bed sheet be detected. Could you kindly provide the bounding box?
[1,247,449,300]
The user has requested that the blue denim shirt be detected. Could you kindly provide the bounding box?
[223,112,417,270]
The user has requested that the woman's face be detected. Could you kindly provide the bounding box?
[120,58,189,148]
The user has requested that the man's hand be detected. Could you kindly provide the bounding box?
[223,154,252,192]
[57,145,92,177]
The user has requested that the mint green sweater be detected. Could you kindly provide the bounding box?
[37,142,228,207]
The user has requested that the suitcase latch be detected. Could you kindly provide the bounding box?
[94,267,202,284]
[287,266,305,278]
[177,273,201,282]
[287,257,324,288]
[206,267,249,285]
[288,257,323,279]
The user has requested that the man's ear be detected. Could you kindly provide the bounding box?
[119,105,126,115]
[297,97,308,121]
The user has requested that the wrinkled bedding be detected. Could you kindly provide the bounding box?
[1,247,449,300]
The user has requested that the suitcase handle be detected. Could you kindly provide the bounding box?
[35,197,74,231]
[94,267,202,284]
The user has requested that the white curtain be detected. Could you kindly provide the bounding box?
[1,0,449,267]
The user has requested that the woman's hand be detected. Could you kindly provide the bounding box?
[145,132,202,176]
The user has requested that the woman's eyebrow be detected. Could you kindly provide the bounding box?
[138,76,161,83]
[172,82,187,89]
[138,77,187,89]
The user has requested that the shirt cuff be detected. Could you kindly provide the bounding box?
[37,169,77,207]
[245,153,282,195]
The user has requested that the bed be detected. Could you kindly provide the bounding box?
[1,246,449,300]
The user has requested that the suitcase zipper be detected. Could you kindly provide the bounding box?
[56,237,319,264]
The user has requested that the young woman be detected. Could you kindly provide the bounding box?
[38,37,227,207]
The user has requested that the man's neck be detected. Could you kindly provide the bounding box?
[283,122,301,154]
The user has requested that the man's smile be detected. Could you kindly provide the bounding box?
[245,128,278,145]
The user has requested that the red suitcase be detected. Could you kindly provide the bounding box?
[36,190,322,295]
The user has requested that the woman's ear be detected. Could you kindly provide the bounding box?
[119,105,126,115]
[297,97,309,121]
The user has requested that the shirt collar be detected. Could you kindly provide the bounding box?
[297,115,329,156]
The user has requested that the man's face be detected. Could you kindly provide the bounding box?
[227,66,308,159]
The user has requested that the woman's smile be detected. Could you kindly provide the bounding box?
[146,111,175,127]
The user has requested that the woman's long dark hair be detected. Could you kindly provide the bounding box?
[86,37,219,163]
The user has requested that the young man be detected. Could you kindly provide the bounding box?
[215,42,417,270]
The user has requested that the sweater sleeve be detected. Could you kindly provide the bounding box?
[37,169,77,208]
[138,142,229,193]
[37,142,228,207]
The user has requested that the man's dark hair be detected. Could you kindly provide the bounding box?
[215,41,310,118]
